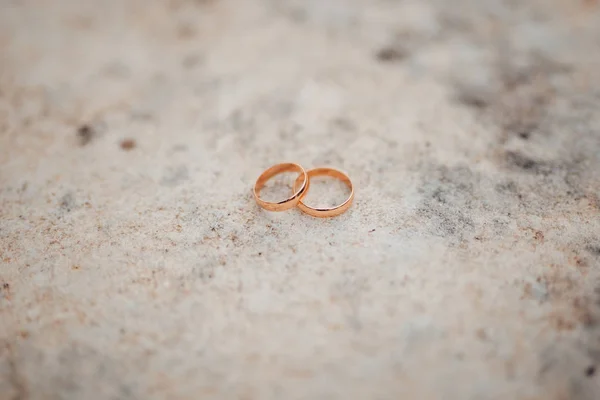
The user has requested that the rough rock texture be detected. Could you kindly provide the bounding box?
[1,0,600,399]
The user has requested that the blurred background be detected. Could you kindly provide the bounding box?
[1,0,600,399]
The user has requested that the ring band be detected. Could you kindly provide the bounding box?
[293,167,354,218]
[254,163,309,212]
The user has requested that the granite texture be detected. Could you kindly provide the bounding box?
[1,0,600,399]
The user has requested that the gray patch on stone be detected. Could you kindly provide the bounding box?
[59,192,76,212]
[160,166,189,187]
[416,164,478,242]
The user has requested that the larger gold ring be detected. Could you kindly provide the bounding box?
[293,167,354,218]
[254,163,309,212]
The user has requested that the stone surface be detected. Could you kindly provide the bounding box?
[1,0,600,399]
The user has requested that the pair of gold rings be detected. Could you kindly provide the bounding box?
[253,163,354,218]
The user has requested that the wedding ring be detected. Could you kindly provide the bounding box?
[253,163,309,212]
[293,167,354,218]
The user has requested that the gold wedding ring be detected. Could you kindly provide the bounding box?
[253,163,309,212]
[293,167,354,218]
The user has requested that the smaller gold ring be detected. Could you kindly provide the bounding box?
[254,163,309,212]
[293,167,354,218]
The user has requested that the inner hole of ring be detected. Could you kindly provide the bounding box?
[259,171,303,202]
[300,176,350,208]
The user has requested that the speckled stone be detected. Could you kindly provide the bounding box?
[1,1,600,399]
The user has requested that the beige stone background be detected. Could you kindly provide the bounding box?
[1,0,600,399]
